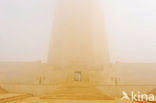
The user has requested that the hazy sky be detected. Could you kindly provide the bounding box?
[0,0,156,63]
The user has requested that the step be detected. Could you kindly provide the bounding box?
[41,87,114,100]
[41,95,113,100]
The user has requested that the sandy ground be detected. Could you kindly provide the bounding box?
[7,97,133,103]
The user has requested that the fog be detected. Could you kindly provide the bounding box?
[0,0,156,63]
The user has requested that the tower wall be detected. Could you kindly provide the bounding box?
[48,0,110,68]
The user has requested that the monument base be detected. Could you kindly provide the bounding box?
[41,86,114,100]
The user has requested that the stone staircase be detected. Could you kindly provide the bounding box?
[41,86,114,100]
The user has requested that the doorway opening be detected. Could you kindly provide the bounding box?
[74,72,81,81]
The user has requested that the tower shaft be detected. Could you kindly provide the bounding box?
[48,0,109,68]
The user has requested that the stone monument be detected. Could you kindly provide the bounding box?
[42,0,113,100]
